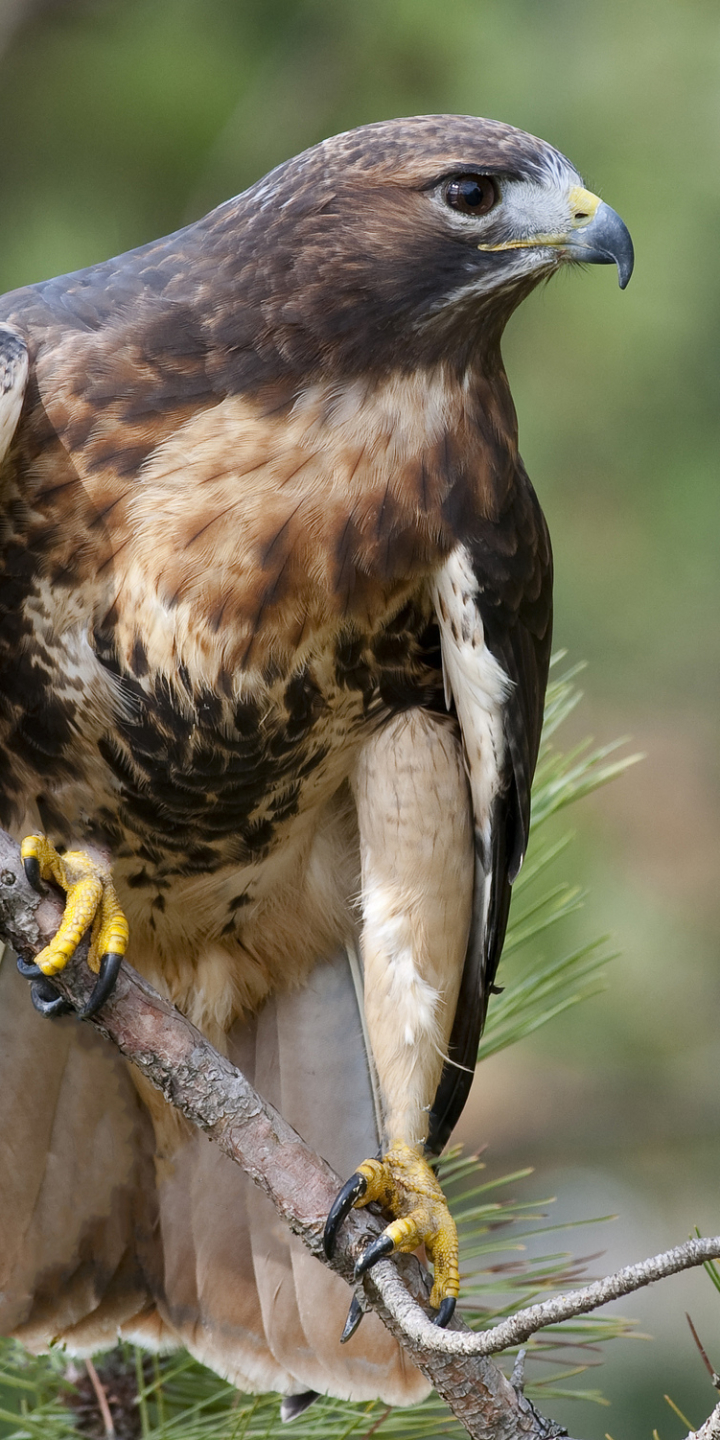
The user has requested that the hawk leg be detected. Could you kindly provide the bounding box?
[20,834,129,1018]
[325,710,471,1340]
[324,1140,459,1330]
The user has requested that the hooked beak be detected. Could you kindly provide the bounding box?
[477,184,634,290]
[561,186,634,289]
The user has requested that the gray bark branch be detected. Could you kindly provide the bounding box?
[375,1237,720,1357]
[694,1402,720,1439]
[0,827,714,1440]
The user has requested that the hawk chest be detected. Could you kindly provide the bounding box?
[85,367,505,688]
[1,361,505,863]
[84,593,441,887]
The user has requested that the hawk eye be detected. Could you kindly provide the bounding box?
[444,174,497,217]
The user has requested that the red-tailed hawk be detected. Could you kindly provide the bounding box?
[0,116,632,1416]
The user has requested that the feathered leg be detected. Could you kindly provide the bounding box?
[325,710,473,1325]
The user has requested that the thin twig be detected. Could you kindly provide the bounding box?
[511,1350,527,1393]
[363,1405,393,1438]
[687,1314,720,1391]
[84,1358,116,1439]
[371,1236,720,1358]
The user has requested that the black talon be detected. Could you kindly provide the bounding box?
[19,957,73,1017]
[340,1295,364,1344]
[354,1232,394,1279]
[434,1296,456,1328]
[22,855,42,893]
[79,951,122,1019]
[279,1391,319,1424]
[30,976,73,1018]
[17,955,42,979]
[323,1172,367,1259]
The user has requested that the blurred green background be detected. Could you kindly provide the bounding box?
[0,0,718,1433]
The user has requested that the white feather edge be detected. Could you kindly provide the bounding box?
[430,546,511,862]
[0,327,28,467]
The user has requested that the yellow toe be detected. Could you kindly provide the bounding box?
[355,1140,459,1306]
[21,834,129,977]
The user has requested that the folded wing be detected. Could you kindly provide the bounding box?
[428,464,553,1151]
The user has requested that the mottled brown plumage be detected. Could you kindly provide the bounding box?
[0,115,631,1404]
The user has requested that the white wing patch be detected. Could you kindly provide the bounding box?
[0,327,28,468]
[431,546,510,862]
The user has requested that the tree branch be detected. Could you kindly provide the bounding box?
[693,1401,720,1439]
[374,1237,720,1358]
[0,826,717,1440]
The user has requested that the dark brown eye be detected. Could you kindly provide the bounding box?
[444,174,497,217]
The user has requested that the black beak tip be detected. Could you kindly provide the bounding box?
[617,240,634,290]
[595,232,634,291]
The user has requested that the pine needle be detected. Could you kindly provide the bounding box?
[664,1393,694,1428]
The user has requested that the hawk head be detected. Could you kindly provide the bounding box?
[203,114,633,381]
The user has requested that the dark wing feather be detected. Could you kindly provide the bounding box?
[476,464,554,882]
[428,461,552,1153]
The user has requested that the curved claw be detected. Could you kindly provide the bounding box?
[340,1295,364,1344]
[30,976,73,1018]
[16,955,42,979]
[279,1391,319,1424]
[354,1231,394,1280]
[323,1172,368,1259]
[22,854,43,893]
[79,951,122,1019]
[434,1296,456,1328]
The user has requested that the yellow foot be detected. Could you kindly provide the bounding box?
[323,1139,459,1331]
[20,834,128,1018]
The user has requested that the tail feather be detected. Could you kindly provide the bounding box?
[156,1108,291,1393]
[249,952,428,1404]
[156,1007,295,1394]
[0,945,430,1405]
[245,984,338,1397]
[0,954,160,1351]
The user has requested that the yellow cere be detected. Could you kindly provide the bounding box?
[568,185,602,226]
